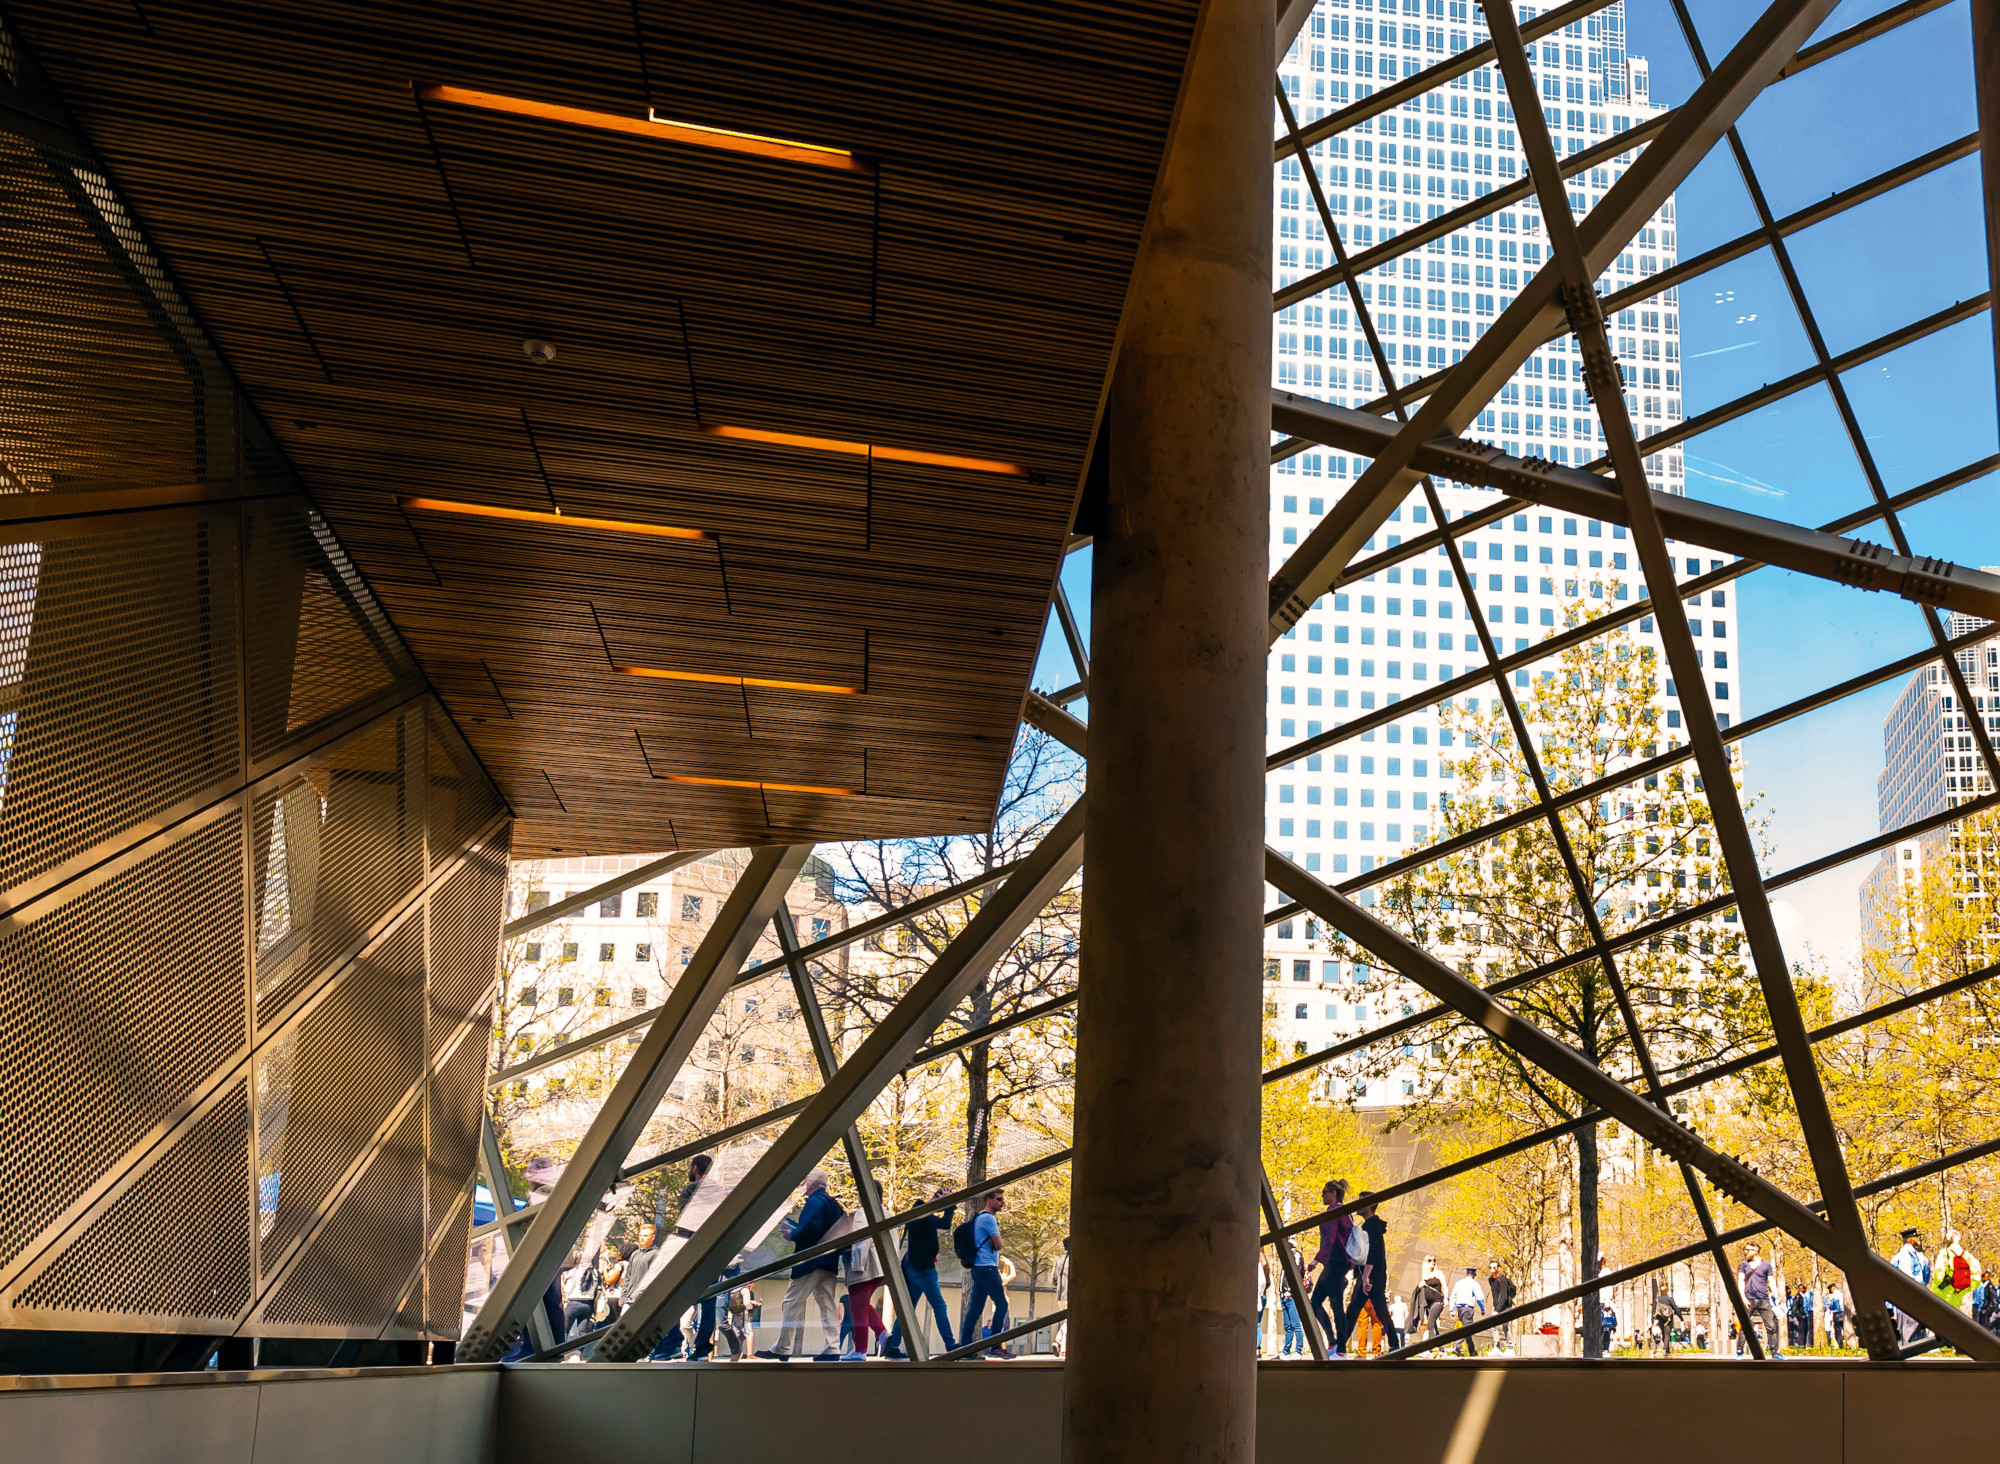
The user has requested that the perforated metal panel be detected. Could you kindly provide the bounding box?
[421,1192,472,1340]
[258,917,426,1281]
[244,501,410,758]
[427,718,504,874]
[426,829,508,1039]
[9,1083,253,1329]
[258,1101,425,1334]
[0,816,245,1275]
[0,33,510,1346]
[0,519,240,899]
[251,708,427,1030]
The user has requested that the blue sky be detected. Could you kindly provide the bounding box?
[1034,1,1996,959]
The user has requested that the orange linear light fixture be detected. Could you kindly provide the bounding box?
[665,774,857,797]
[398,496,709,542]
[702,423,1029,477]
[619,665,859,696]
[414,83,871,174]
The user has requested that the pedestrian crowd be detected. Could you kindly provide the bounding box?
[544,1161,1030,1362]
[1255,1179,1518,1357]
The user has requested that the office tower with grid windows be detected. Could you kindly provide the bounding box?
[1263,1,1725,1100]
[1860,607,2000,968]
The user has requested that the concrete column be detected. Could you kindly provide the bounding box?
[1063,0,1271,1459]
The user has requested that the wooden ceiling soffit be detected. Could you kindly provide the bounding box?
[593,601,865,695]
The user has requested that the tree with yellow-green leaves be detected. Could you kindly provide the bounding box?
[1326,597,1769,1356]
[1719,809,2000,1280]
[1260,1024,1386,1296]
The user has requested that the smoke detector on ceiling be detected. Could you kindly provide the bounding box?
[522,338,557,364]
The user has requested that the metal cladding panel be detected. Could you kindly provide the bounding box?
[258,918,427,1283]
[427,828,508,1038]
[0,815,246,1277]
[425,1018,490,1266]
[428,717,506,875]
[422,1192,473,1340]
[258,1101,425,1335]
[8,1082,253,1330]
[252,708,428,1030]
[0,517,241,901]
[0,15,512,1346]
[244,500,409,759]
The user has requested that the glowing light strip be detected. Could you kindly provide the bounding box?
[414,84,870,174]
[618,666,859,696]
[702,424,1029,477]
[398,496,708,541]
[665,775,857,796]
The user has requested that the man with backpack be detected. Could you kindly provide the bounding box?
[1448,1266,1486,1356]
[882,1187,957,1359]
[1934,1229,1981,1311]
[957,1189,1011,1358]
[1651,1281,1685,1356]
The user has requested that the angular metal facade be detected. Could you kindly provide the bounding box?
[0,77,509,1343]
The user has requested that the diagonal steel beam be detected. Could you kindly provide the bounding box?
[1266,0,1836,641]
[589,799,1087,1361]
[1272,391,2000,623]
[774,898,931,1360]
[503,850,709,941]
[1263,845,2000,1359]
[1051,578,1091,693]
[1485,0,1904,1354]
[458,843,812,1361]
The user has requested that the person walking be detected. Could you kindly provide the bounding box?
[1487,1260,1517,1353]
[1051,1235,1070,1358]
[1934,1229,1981,1311]
[1337,1193,1398,1353]
[1389,1292,1410,1344]
[1784,1285,1803,1350]
[1651,1281,1684,1356]
[716,1265,752,1361]
[1417,1257,1446,1342]
[758,1170,845,1360]
[1449,1266,1487,1356]
[882,1188,958,1359]
[1971,1271,2000,1332]
[1306,1179,1354,1355]
[1279,1242,1307,1357]
[1736,1241,1782,1357]
[960,1188,1012,1357]
[1891,1227,1931,1347]
[1826,1284,1847,1349]
[559,1251,600,1340]
[840,1223,887,1360]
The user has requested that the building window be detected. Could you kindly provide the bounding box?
[561,942,578,963]
[517,986,536,1005]
[636,891,659,917]
[524,942,542,962]
[594,987,612,1007]
[636,942,654,962]
[557,986,575,1006]
[632,986,650,1006]
[599,894,621,918]
[1294,960,1311,981]
[682,894,703,921]
[599,942,615,962]
[812,917,832,941]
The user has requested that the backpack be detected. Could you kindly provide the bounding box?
[952,1219,980,1269]
[1952,1251,1972,1291]
[1344,1222,1369,1266]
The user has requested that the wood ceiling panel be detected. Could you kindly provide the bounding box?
[7,0,1196,853]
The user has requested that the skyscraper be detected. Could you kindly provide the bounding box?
[1264,2,1719,1100]
[1860,610,2000,963]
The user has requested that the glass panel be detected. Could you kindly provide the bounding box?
[1733,563,1932,721]
[1677,383,1876,529]
[1840,313,1998,495]
[1678,248,1818,418]
[1892,471,2000,569]
[1786,155,1988,359]
[1737,669,1938,881]
[1737,4,1976,219]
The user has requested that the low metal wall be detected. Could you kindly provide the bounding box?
[4,1357,1991,1464]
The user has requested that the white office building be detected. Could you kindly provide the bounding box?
[1264,1,1722,1101]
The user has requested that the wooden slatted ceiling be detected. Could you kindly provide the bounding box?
[8,0,1194,854]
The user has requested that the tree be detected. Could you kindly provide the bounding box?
[818,726,1084,1196]
[1329,600,1765,1356]
[1260,1024,1386,1242]
[1721,810,2000,1272]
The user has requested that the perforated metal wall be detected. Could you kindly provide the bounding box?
[0,79,509,1343]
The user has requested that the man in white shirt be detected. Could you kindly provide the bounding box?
[1448,1266,1487,1356]
[1891,1228,1930,1347]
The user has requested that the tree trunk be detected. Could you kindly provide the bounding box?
[1579,1122,1603,1357]
[963,980,994,1192]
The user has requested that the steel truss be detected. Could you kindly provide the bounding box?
[454,0,2000,1374]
